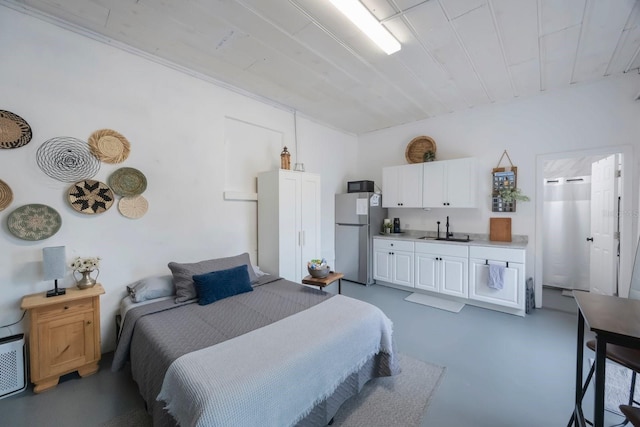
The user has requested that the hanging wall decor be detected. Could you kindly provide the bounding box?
[68,179,114,214]
[118,194,148,219]
[7,204,62,241]
[88,129,131,163]
[405,135,437,164]
[0,179,13,211]
[0,110,32,149]
[36,137,100,182]
[492,150,528,212]
[108,167,147,196]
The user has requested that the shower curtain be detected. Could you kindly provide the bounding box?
[543,177,591,291]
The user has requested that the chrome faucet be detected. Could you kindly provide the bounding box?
[446,216,453,239]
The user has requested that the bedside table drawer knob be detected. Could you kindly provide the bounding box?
[64,306,69,310]
[87,321,92,325]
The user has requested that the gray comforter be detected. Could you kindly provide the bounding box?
[112,276,399,426]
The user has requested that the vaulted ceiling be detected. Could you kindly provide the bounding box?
[7,0,640,134]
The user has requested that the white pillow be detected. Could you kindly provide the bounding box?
[127,275,175,303]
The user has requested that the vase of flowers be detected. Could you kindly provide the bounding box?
[70,256,100,289]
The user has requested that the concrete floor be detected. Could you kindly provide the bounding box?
[0,281,626,426]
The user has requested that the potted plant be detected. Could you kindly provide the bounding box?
[497,187,530,203]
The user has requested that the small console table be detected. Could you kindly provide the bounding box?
[21,284,104,393]
[302,272,344,294]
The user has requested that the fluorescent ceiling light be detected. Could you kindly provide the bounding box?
[327,0,401,55]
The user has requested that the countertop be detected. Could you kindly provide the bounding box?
[374,231,528,249]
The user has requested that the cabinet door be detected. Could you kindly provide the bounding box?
[393,250,414,287]
[278,173,301,282]
[382,167,400,208]
[37,311,95,379]
[400,164,423,208]
[440,256,468,298]
[415,253,438,291]
[446,158,477,208]
[422,161,445,207]
[469,259,524,309]
[373,247,393,282]
[300,174,321,282]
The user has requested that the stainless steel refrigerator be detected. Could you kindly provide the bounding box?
[335,192,387,285]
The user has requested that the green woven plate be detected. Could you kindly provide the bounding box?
[109,167,147,196]
[7,204,61,241]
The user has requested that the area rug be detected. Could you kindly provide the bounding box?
[101,353,445,427]
[405,292,465,313]
[598,359,640,416]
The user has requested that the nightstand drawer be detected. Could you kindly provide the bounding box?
[35,298,94,320]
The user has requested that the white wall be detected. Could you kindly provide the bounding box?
[0,7,358,351]
[357,74,640,304]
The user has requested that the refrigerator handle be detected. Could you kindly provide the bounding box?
[302,230,305,246]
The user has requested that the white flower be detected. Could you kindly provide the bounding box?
[70,256,101,272]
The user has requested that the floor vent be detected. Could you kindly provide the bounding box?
[0,334,27,399]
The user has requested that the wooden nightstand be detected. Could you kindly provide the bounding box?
[20,284,105,393]
[302,272,344,294]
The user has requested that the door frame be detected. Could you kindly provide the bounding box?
[535,145,634,307]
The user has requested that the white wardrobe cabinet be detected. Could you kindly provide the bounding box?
[257,170,321,283]
[415,242,468,298]
[469,246,525,310]
[382,164,423,208]
[423,158,477,208]
[373,239,414,287]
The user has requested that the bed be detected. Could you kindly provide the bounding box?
[112,255,399,427]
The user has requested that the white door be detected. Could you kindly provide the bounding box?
[300,174,321,282]
[373,248,393,283]
[446,158,476,208]
[382,166,400,208]
[589,155,618,295]
[422,161,445,208]
[400,164,424,208]
[279,174,300,282]
[469,259,524,309]
[415,253,438,291]
[393,251,414,287]
[440,256,468,298]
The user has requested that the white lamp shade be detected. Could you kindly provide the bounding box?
[43,246,66,280]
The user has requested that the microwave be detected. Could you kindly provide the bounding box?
[347,180,375,193]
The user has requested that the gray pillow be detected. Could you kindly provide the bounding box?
[127,275,175,303]
[168,252,258,303]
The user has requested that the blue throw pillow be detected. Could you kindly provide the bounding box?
[192,264,253,305]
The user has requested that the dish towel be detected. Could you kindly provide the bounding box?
[488,264,505,290]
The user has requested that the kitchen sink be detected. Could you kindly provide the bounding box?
[418,236,472,242]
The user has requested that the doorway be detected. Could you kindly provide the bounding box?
[535,146,634,308]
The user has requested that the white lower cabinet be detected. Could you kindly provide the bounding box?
[373,239,414,287]
[469,246,525,310]
[415,242,468,298]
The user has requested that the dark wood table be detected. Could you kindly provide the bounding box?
[571,291,640,427]
[302,272,344,294]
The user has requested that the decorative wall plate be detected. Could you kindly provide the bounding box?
[68,179,114,214]
[0,110,32,149]
[7,204,62,241]
[118,195,148,219]
[36,136,100,182]
[109,167,147,196]
[88,129,131,164]
[0,179,13,211]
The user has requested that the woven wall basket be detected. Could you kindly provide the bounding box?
[405,136,437,164]
[88,129,130,163]
[0,179,13,211]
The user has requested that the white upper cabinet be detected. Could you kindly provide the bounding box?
[423,158,477,208]
[382,164,423,208]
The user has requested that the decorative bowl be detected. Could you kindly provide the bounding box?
[308,265,330,278]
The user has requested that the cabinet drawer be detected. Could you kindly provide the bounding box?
[469,246,525,263]
[35,298,94,320]
[374,238,414,252]
[415,242,468,258]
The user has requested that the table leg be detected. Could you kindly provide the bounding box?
[570,310,585,427]
[594,337,606,427]
[338,279,341,294]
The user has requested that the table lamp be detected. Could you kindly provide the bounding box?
[43,246,66,297]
